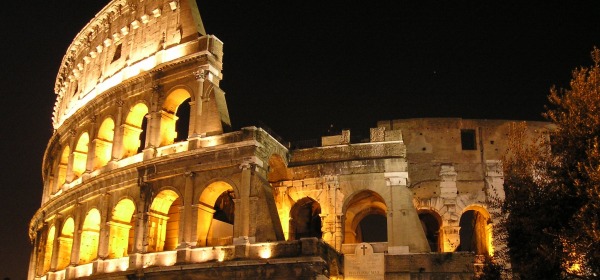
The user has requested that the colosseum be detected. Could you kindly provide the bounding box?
[28,0,552,279]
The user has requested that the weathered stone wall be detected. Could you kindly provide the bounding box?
[385,252,475,279]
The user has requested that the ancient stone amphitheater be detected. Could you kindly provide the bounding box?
[28,1,552,279]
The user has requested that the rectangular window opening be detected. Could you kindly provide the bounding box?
[461,129,476,150]
[112,44,122,63]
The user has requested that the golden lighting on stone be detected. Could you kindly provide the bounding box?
[487,225,494,256]
[73,263,93,277]
[279,208,290,241]
[123,103,148,158]
[108,199,135,258]
[56,218,75,270]
[42,226,55,273]
[103,257,129,273]
[160,252,178,267]
[79,209,101,264]
[159,89,191,146]
[217,249,225,262]
[197,182,235,246]
[94,118,115,170]
[57,146,70,188]
[72,133,89,178]
[148,190,180,252]
[259,244,272,259]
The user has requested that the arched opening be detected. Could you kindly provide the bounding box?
[123,103,148,157]
[268,154,289,183]
[137,117,148,154]
[160,89,191,146]
[197,181,235,246]
[56,146,70,189]
[93,118,114,170]
[56,218,74,270]
[174,98,190,142]
[355,211,387,243]
[418,210,442,252]
[39,226,55,274]
[79,209,101,264]
[108,199,135,258]
[344,190,388,244]
[457,208,492,255]
[72,133,89,179]
[289,197,322,240]
[148,190,180,252]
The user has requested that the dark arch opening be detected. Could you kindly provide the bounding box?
[136,115,148,153]
[174,98,191,142]
[356,214,387,242]
[419,212,441,252]
[457,210,489,254]
[213,191,235,225]
[290,198,322,240]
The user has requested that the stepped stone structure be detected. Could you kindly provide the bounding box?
[28,1,553,279]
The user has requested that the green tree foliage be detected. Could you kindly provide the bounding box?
[501,48,600,279]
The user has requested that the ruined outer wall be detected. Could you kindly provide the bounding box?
[378,118,551,199]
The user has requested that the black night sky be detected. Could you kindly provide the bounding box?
[1,1,599,278]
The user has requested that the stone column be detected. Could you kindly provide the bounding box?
[84,116,98,176]
[232,198,242,238]
[50,217,63,271]
[180,172,195,247]
[69,206,83,267]
[334,214,344,251]
[96,193,110,259]
[190,69,205,138]
[129,183,150,270]
[442,226,461,252]
[28,234,38,279]
[65,130,77,183]
[31,229,41,277]
[439,164,461,252]
[110,100,125,165]
[238,161,252,240]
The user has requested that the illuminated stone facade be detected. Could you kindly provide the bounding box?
[29,1,552,279]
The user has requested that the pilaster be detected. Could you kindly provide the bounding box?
[190,68,205,137]
[180,172,195,247]
[385,171,430,252]
[110,100,125,163]
[84,116,98,176]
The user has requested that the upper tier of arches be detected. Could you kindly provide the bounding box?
[52,0,209,129]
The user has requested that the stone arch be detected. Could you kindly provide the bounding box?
[123,102,149,157]
[160,88,192,146]
[457,205,492,255]
[93,117,115,170]
[289,197,322,240]
[56,146,70,189]
[56,217,75,270]
[72,132,89,179]
[197,181,236,246]
[108,198,135,258]
[40,225,55,274]
[79,208,101,264]
[148,189,181,252]
[418,209,442,252]
[267,154,290,183]
[343,190,388,243]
